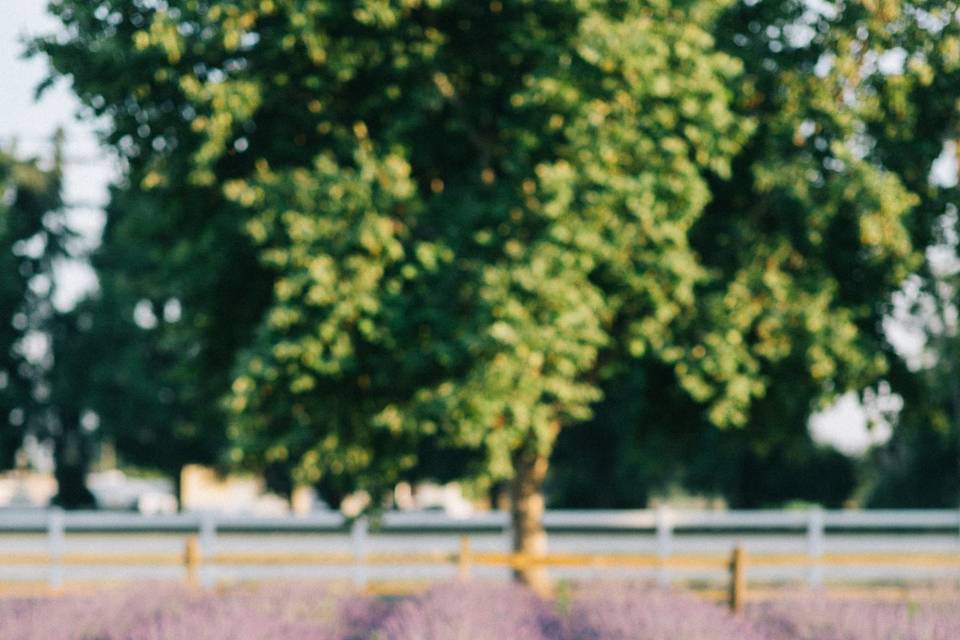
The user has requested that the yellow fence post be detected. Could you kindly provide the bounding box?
[184,535,201,587]
[457,535,472,580]
[728,544,746,613]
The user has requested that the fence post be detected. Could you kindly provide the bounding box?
[655,505,672,586]
[457,535,472,580]
[184,536,201,587]
[728,544,746,612]
[48,507,64,589]
[352,516,369,588]
[199,512,217,588]
[807,506,824,587]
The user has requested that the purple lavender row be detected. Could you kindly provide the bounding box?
[2,581,958,639]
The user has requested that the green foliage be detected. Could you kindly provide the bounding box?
[549,361,859,510]
[699,0,927,413]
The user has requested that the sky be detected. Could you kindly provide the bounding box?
[3,0,943,458]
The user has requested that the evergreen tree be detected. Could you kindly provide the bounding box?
[0,138,96,507]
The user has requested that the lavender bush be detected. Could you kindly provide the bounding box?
[375,581,562,640]
[748,593,960,640]
[563,582,770,640]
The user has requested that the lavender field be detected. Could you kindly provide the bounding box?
[1,582,958,640]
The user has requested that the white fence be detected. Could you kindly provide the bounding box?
[2,508,960,589]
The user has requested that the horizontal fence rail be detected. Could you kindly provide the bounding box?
[3,508,960,604]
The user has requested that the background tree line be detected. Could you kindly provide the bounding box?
[2,0,960,587]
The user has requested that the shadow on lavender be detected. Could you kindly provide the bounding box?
[376,581,561,640]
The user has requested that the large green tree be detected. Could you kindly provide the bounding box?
[37,0,957,588]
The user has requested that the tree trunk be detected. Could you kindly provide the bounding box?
[53,412,95,510]
[174,464,184,512]
[510,445,551,595]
